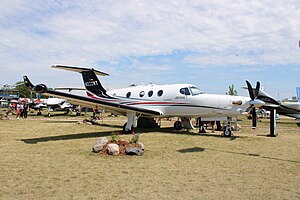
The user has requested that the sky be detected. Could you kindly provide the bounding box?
[0,0,299,99]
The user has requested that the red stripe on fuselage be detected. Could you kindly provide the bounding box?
[87,92,118,102]
[125,101,187,106]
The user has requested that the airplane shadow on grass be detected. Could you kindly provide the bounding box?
[137,127,244,141]
[20,126,243,145]
[44,121,124,129]
[178,147,300,164]
[20,131,112,144]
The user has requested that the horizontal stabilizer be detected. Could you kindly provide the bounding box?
[51,65,109,76]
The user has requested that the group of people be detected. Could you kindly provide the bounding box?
[5,101,29,119]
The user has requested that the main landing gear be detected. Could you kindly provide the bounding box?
[122,112,137,134]
[174,117,195,130]
[174,120,183,130]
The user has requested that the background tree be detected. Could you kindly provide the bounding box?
[13,81,49,99]
[226,84,238,96]
[14,81,32,98]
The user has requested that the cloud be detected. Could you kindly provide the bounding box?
[0,0,299,97]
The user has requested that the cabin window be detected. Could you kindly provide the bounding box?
[148,90,153,97]
[179,87,190,95]
[139,91,145,97]
[190,86,204,95]
[157,90,163,97]
[126,92,131,98]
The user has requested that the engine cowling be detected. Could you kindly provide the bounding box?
[33,84,48,93]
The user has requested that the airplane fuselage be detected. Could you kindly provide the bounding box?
[86,84,251,118]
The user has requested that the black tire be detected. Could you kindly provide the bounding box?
[123,123,133,134]
[174,121,183,130]
[223,127,232,137]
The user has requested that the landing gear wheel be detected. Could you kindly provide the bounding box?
[123,123,133,134]
[174,121,183,130]
[223,127,232,137]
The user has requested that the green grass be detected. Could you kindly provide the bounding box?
[0,113,299,199]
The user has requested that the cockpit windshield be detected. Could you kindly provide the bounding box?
[190,86,205,95]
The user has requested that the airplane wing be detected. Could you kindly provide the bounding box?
[54,87,86,91]
[23,76,162,116]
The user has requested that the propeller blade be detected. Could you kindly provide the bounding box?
[246,80,255,100]
[252,107,257,129]
[254,81,260,98]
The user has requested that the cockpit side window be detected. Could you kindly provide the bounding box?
[179,88,191,95]
[190,86,204,95]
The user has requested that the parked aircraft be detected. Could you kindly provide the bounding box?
[28,97,75,116]
[246,81,300,126]
[23,65,265,136]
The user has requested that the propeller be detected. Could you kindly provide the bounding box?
[245,81,261,129]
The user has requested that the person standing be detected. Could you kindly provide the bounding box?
[23,103,29,118]
[16,103,22,119]
[5,102,14,118]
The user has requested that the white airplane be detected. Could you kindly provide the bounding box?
[44,97,74,116]
[28,97,74,116]
[23,65,265,136]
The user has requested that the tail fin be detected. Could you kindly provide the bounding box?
[82,70,109,97]
[51,65,110,98]
[23,75,34,89]
[296,87,300,102]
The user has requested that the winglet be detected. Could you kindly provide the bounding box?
[51,65,109,76]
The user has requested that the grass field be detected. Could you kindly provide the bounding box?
[0,111,299,199]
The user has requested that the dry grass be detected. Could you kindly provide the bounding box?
[0,112,299,199]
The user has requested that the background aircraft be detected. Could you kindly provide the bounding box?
[24,65,264,136]
[27,96,75,116]
[246,81,300,128]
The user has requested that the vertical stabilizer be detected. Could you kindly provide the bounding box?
[51,65,110,98]
[81,70,108,98]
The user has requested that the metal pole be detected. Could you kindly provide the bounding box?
[269,109,277,137]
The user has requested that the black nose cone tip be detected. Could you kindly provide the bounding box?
[33,84,47,93]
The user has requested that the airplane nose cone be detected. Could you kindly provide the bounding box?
[33,84,47,93]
